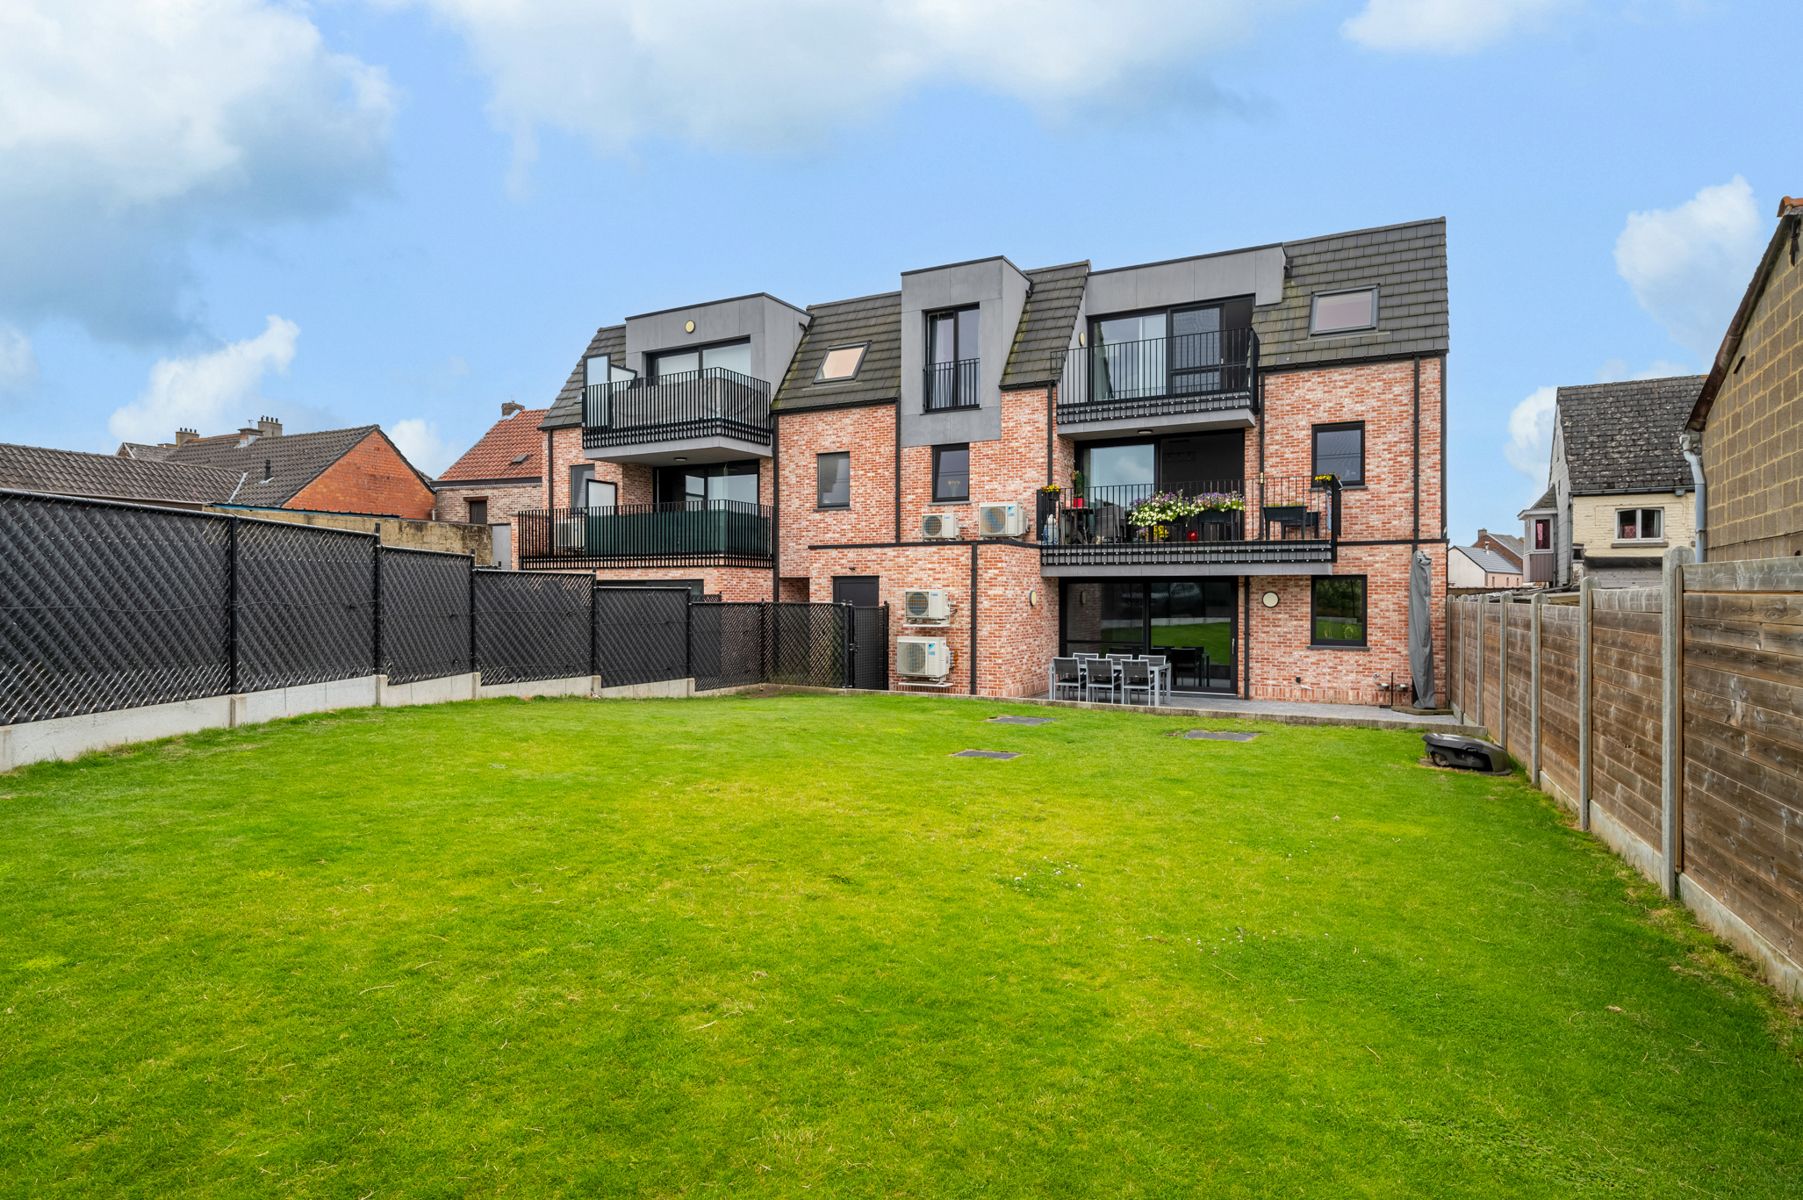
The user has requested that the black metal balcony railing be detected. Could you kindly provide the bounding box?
[518,501,773,569]
[923,358,981,412]
[582,368,773,451]
[1040,475,1335,569]
[1056,328,1258,425]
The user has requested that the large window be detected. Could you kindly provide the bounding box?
[817,452,850,508]
[1091,298,1252,401]
[925,307,980,409]
[1532,517,1552,551]
[570,464,617,510]
[1311,576,1367,647]
[932,443,970,503]
[1616,508,1664,541]
[1312,422,1365,485]
[654,460,758,507]
[650,339,752,380]
[1310,288,1378,335]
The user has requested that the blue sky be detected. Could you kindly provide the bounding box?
[0,0,1791,540]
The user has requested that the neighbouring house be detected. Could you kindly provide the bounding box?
[1684,195,1803,562]
[1473,528,1523,571]
[0,442,244,507]
[1518,376,1702,588]
[522,218,1449,704]
[127,417,436,520]
[432,403,548,568]
[1448,542,1522,589]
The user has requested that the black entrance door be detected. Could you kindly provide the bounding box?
[832,575,880,608]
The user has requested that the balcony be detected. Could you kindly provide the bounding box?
[1055,328,1258,436]
[923,358,981,412]
[518,501,773,570]
[1039,476,1336,576]
[582,368,773,461]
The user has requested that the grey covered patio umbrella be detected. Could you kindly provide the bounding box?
[1408,549,1436,707]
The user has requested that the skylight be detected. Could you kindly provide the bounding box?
[1310,287,1378,335]
[816,343,868,382]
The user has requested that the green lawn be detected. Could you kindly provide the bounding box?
[2,693,1799,1197]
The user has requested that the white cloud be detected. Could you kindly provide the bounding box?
[388,418,456,476]
[1505,385,1557,483]
[0,325,35,393]
[1342,0,1570,53]
[1614,176,1766,360]
[0,0,394,342]
[108,316,300,444]
[391,0,1274,174]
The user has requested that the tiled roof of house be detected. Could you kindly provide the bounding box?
[1556,375,1704,495]
[1000,262,1091,390]
[1485,531,1525,562]
[164,425,388,507]
[541,325,626,430]
[0,442,244,505]
[1458,544,1521,575]
[1519,485,1557,519]
[438,408,548,484]
[1255,218,1449,369]
[773,290,903,411]
[116,441,175,461]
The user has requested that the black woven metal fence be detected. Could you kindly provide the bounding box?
[594,586,689,687]
[472,570,592,685]
[1,492,231,724]
[3,490,884,726]
[380,547,473,685]
[236,520,377,692]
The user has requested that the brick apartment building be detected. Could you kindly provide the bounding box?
[503,218,1448,704]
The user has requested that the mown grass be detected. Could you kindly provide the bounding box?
[1,691,1798,1197]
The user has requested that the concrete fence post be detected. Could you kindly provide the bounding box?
[1496,594,1508,749]
[1474,597,1485,728]
[1577,575,1593,832]
[1659,546,1692,898]
[1529,591,1544,787]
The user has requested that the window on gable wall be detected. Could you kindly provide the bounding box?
[1616,508,1663,541]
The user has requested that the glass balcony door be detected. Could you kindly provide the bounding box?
[1061,578,1237,694]
[654,459,759,508]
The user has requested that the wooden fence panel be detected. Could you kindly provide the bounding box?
[1504,602,1534,763]
[1588,592,1663,853]
[1539,603,1581,802]
[1681,588,1803,964]
[1481,604,1503,743]
[1460,601,1479,718]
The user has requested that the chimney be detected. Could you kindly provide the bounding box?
[257,415,283,439]
[501,401,524,418]
[262,457,273,484]
[236,424,261,447]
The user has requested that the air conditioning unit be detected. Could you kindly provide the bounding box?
[977,502,1027,538]
[554,516,585,551]
[921,511,960,540]
[902,587,952,622]
[896,636,951,680]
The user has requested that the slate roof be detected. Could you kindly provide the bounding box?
[773,291,902,411]
[438,408,548,484]
[1255,218,1448,369]
[1000,262,1091,389]
[0,442,243,505]
[1555,376,1703,495]
[164,425,392,507]
[541,325,626,430]
[1457,544,1521,575]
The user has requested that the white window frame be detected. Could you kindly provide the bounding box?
[1614,507,1664,543]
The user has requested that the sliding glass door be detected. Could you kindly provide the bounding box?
[1062,578,1237,693]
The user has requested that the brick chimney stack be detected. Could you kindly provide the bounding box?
[174,428,197,446]
[257,415,283,438]
[501,401,524,417]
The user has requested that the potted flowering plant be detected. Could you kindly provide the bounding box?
[1127,492,1202,540]
[1069,471,1087,508]
[1193,491,1245,541]
[1312,473,1340,490]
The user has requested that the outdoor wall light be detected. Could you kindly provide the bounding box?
[1262,591,1279,608]
[1027,588,1040,608]
[684,320,696,333]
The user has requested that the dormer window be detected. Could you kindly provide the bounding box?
[1310,287,1378,335]
[816,343,868,382]
[925,307,980,411]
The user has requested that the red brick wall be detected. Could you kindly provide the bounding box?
[777,404,898,577]
[973,542,1058,696]
[433,482,540,568]
[286,433,435,519]
[590,565,772,602]
[898,389,1054,540]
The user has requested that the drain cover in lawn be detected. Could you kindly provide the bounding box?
[986,715,1053,725]
[1178,729,1258,741]
[952,749,1020,759]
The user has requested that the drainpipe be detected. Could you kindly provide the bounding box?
[1678,430,1707,564]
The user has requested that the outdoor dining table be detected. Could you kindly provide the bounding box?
[1075,656,1172,705]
